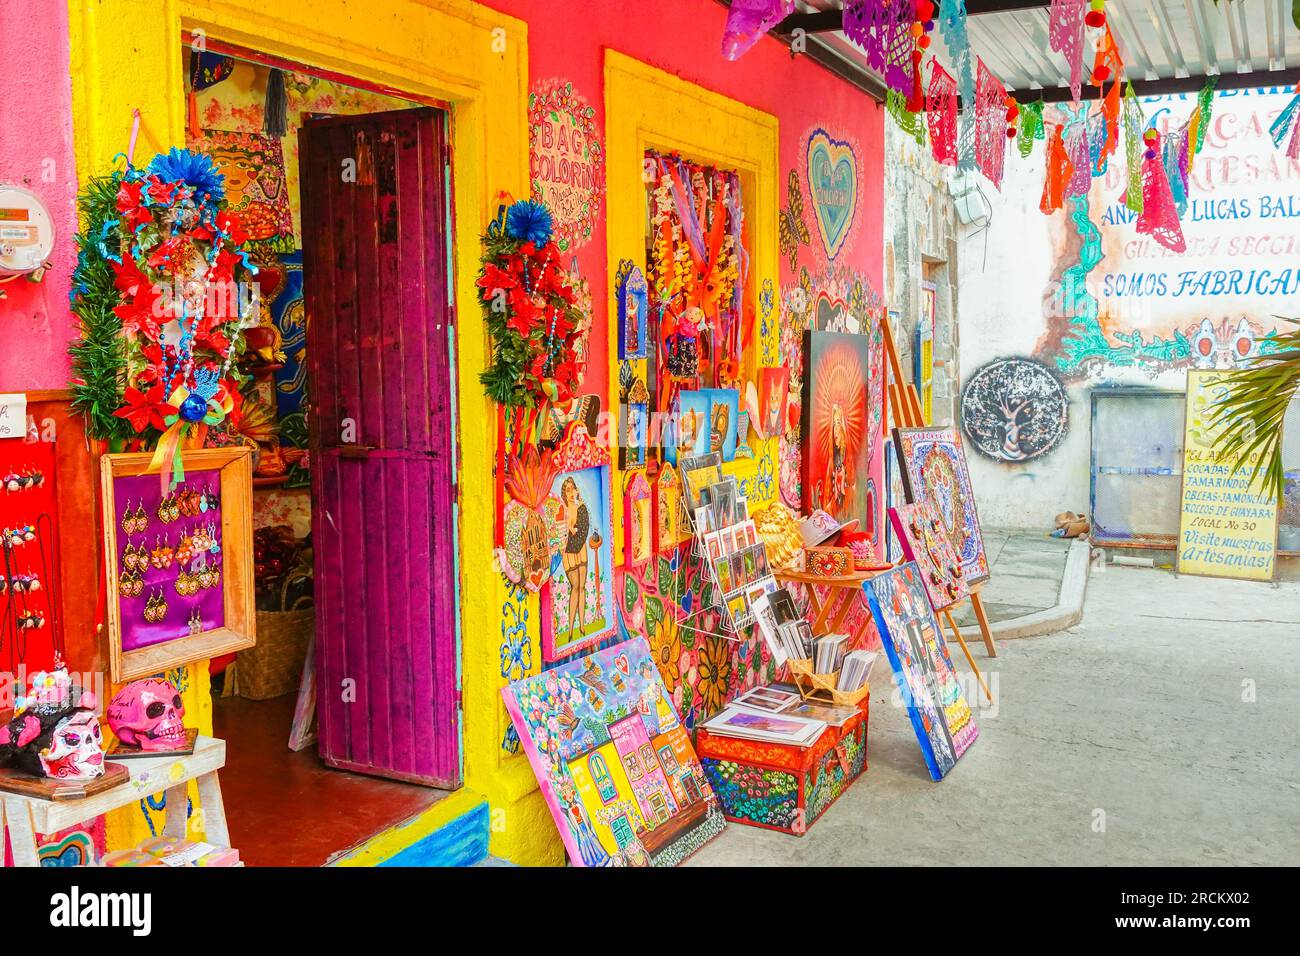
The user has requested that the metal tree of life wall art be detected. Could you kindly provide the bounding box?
[960,358,1068,463]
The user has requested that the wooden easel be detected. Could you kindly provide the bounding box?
[880,316,997,696]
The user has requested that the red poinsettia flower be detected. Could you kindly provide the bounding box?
[115,181,153,233]
[195,325,231,354]
[114,292,166,338]
[112,255,150,299]
[112,266,171,336]
[209,246,240,289]
[506,294,542,337]
[146,176,178,205]
[551,359,578,390]
[114,383,178,433]
[477,261,518,300]
[217,211,249,247]
[548,309,575,341]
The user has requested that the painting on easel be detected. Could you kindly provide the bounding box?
[889,501,970,613]
[893,426,990,584]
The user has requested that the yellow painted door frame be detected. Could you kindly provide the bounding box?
[68,0,558,864]
[603,50,782,559]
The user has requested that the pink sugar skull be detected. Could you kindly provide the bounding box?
[38,711,104,779]
[107,678,187,752]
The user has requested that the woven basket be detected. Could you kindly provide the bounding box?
[227,609,313,700]
[786,658,871,707]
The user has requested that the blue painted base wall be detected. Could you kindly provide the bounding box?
[377,801,490,867]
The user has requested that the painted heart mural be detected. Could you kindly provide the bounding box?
[805,130,858,261]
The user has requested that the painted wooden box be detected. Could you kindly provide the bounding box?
[697,699,868,835]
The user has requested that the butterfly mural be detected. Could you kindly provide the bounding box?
[778,169,811,272]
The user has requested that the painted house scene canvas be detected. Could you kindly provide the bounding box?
[502,638,725,866]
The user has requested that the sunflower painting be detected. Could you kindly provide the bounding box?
[616,554,777,730]
[697,636,734,716]
[648,613,683,694]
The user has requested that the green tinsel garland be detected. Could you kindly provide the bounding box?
[68,169,135,445]
[478,229,533,408]
[476,220,584,411]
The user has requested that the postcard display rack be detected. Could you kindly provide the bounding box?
[678,453,780,639]
[679,456,872,835]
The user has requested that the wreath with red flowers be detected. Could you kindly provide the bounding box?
[70,148,255,460]
[477,198,588,411]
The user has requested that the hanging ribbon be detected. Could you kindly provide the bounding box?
[144,385,234,494]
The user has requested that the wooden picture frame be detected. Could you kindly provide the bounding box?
[101,448,256,682]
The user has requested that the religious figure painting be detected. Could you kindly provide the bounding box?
[863,562,978,781]
[894,426,990,584]
[801,330,873,526]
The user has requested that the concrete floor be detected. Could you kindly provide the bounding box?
[688,563,1300,866]
[950,529,1071,626]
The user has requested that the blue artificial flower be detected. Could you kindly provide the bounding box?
[146,148,226,204]
[505,199,553,247]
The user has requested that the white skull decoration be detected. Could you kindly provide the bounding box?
[107,678,187,752]
[38,712,105,779]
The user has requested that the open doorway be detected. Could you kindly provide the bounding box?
[179,39,461,865]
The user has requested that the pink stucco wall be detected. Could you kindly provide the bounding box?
[0,2,78,391]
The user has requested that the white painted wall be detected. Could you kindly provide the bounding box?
[956,88,1300,533]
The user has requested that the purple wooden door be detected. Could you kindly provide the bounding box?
[299,108,460,788]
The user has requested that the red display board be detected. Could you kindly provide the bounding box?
[0,436,63,673]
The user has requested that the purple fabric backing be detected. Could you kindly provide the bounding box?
[115,469,225,651]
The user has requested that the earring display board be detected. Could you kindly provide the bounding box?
[0,436,63,672]
[101,448,256,682]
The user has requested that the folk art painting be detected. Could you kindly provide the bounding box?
[889,501,970,613]
[189,128,295,251]
[502,636,726,866]
[802,330,875,527]
[541,424,617,660]
[893,426,990,583]
[863,562,978,781]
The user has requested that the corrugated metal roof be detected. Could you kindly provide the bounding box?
[771,0,1300,98]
